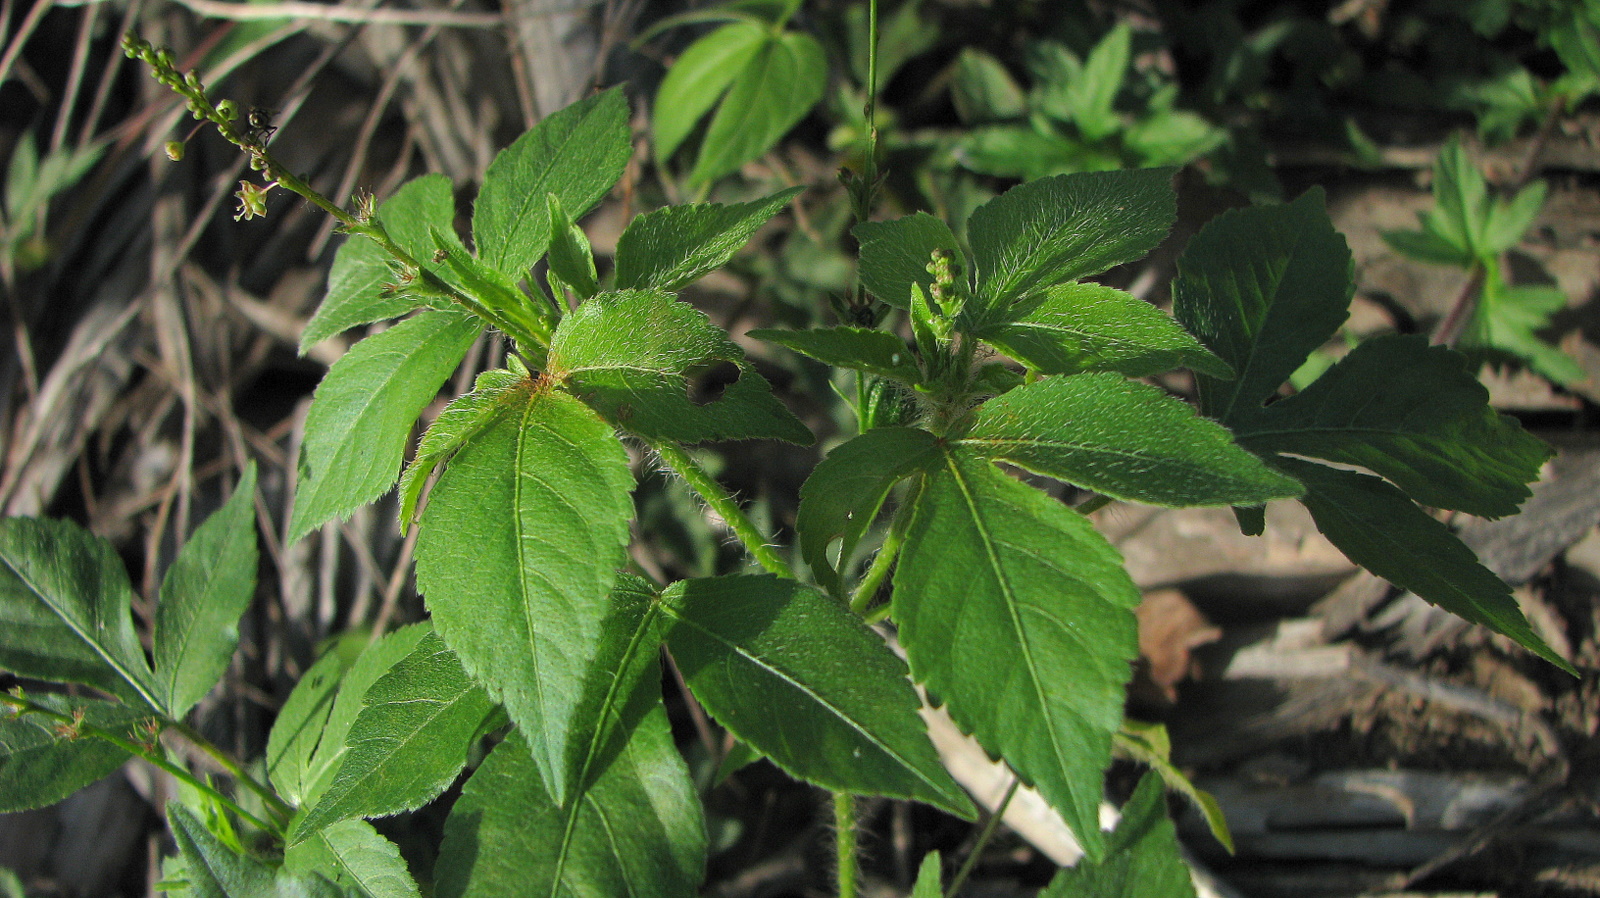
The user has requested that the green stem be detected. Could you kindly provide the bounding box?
[1074,493,1113,515]
[945,776,1021,898]
[650,439,793,579]
[168,720,294,823]
[835,791,859,898]
[849,516,905,616]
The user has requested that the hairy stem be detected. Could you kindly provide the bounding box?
[168,720,295,823]
[650,439,793,579]
[945,776,1021,898]
[835,791,859,898]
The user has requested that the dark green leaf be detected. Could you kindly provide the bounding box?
[653,21,768,164]
[155,463,259,717]
[473,88,630,279]
[661,575,973,818]
[893,448,1142,858]
[1237,335,1550,518]
[435,708,704,898]
[1272,456,1575,675]
[292,631,494,840]
[854,212,963,310]
[167,803,277,898]
[690,29,826,185]
[0,695,139,812]
[414,389,635,806]
[284,819,421,898]
[613,188,802,292]
[397,369,523,536]
[288,311,481,545]
[749,326,924,386]
[267,649,350,806]
[950,48,1026,124]
[1039,773,1197,898]
[549,289,812,444]
[545,194,598,301]
[797,427,939,596]
[0,517,160,709]
[1172,188,1353,426]
[959,374,1302,507]
[968,167,1176,313]
[971,283,1231,378]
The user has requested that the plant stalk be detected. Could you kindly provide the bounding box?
[649,438,793,579]
[835,791,859,898]
[945,776,1021,898]
[168,719,295,823]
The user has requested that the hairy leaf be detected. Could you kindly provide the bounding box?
[549,289,812,444]
[959,374,1302,507]
[893,448,1142,859]
[1039,774,1197,898]
[415,389,634,806]
[971,283,1230,379]
[167,803,277,898]
[0,517,160,709]
[284,819,421,898]
[653,21,768,164]
[1172,189,1353,426]
[474,88,630,279]
[1273,456,1574,675]
[967,167,1176,313]
[397,369,523,535]
[795,427,939,595]
[435,710,704,898]
[661,575,973,818]
[293,631,494,840]
[545,194,598,301]
[749,326,924,387]
[267,649,350,806]
[614,188,802,292]
[690,29,826,185]
[1237,336,1550,518]
[0,695,140,812]
[155,463,259,717]
[289,311,481,545]
[854,212,963,310]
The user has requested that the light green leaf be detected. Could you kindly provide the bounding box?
[854,212,963,310]
[301,174,462,352]
[1475,279,1584,386]
[749,326,924,386]
[473,88,630,279]
[414,389,634,806]
[1172,188,1353,427]
[1272,456,1575,676]
[1115,720,1232,853]
[613,188,803,292]
[292,631,494,840]
[284,819,421,898]
[1039,773,1197,898]
[0,695,139,812]
[689,29,826,185]
[435,708,705,898]
[288,311,482,545]
[972,282,1231,378]
[958,373,1302,507]
[0,517,160,709]
[660,575,974,818]
[1481,180,1546,255]
[267,649,350,805]
[653,21,768,164]
[397,369,523,536]
[968,167,1177,314]
[167,803,277,898]
[954,127,1115,181]
[1237,335,1550,518]
[1381,227,1474,267]
[1431,137,1491,259]
[795,427,940,596]
[950,48,1026,124]
[893,448,1141,859]
[155,463,259,718]
[1072,23,1132,142]
[549,289,812,444]
[911,852,943,898]
[545,194,598,301]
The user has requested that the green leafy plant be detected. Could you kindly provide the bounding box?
[1382,135,1583,386]
[0,25,1575,898]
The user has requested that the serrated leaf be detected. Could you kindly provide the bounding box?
[972,283,1231,378]
[1380,227,1474,267]
[414,389,634,806]
[1038,773,1197,898]
[549,289,812,444]
[167,803,277,898]
[300,624,433,810]
[1476,279,1584,386]
[473,88,630,279]
[301,174,462,352]
[289,311,482,545]
[689,29,826,185]
[614,188,802,292]
[545,194,598,301]
[653,21,769,164]
[893,448,1142,859]
[435,709,704,898]
[1482,180,1546,255]
[1115,720,1232,853]
[284,819,421,898]
[749,326,924,386]
[660,575,974,818]
[292,631,493,841]
[1272,456,1575,675]
[0,695,140,812]
[397,370,523,535]
[854,212,963,310]
[795,427,940,596]
[267,650,350,805]
[958,374,1302,507]
[1237,335,1549,518]
[0,517,161,710]
[1431,137,1491,259]
[155,464,259,718]
[968,167,1176,314]
[1172,188,1353,427]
